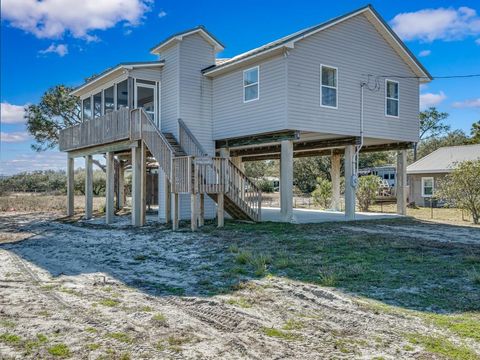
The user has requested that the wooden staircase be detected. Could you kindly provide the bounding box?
[131,109,261,223]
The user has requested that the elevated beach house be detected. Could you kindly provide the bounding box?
[59,5,431,228]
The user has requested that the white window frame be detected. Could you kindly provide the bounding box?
[243,66,259,103]
[134,78,158,125]
[320,64,338,109]
[385,79,399,118]
[421,177,434,197]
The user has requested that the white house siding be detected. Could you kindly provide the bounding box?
[212,55,288,140]
[160,44,180,134]
[408,173,445,207]
[287,14,419,142]
[130,68,161,82]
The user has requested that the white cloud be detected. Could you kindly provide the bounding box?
[0,151,87,175]
[1,0,152,40]
[1,102,26,124]
[420,91,447,109]
[476,38,480,45]
[452,98,480,108]
[1,132,31,143]
[39,43,68,57]
[158,10,167,18]
[391,7,480,42]
[418,49,431,57]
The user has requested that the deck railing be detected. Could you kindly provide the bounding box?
[131,108,176,183]
[59,108,130,151]
[171,156,193,193]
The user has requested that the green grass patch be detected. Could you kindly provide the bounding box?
[152,313,167,325]
[407,334,478,360]
[235,250,252,265]
[98,298,120,307]
[0,332,21,345]
[47,343,71,357]
[107,332,132,344]
[226,297,253,308]
[282,319,304,330]
[261,327,302,341]
[426,313,480,341]
[0,320,16,328]
[86,343,101,351]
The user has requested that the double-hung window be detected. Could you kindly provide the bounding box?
[421,177,434,197]
[320,65,337,108]
[386,79,399,117]
[243,66,259,102]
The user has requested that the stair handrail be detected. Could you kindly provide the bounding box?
[178,118,208,157]
[130,108,176,181]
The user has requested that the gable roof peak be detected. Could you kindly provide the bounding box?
[150,25,224,55]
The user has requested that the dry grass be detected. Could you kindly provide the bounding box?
[0,193,104,213]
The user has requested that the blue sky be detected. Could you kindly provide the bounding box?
[1,0,480,175]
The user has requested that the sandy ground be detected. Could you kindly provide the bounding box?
[0,212,479,359]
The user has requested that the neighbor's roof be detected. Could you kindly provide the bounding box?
[71,61,164,97]
[407,144,480,174]
[150,25,225,55]
[202,4,432,81]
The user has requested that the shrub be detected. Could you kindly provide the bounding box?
[436,160,480,224]
[356,175,381,212]
[311,177,332,209]
[257,179,274,193]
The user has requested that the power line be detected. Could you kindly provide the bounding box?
[362,73,480,79]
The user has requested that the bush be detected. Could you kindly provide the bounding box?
[257,179,274,193]
[436,160,480,224]
[311,178,332,209]
[356,175,381,212]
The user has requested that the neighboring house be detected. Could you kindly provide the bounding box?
[359,165,396,187]
[407,144,480,206]
[59,5,431,228]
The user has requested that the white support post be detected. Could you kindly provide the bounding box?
[85,155,93,219]
[140,143,146,225]
[106,152,115,224]
[191,193,198,231]
[396,150,407,215]
[67,155,74,217]
[165,175,171,224]
[118,161,125,209]
[199,194,205,227]
[131,144,142,226]
[280,140,293,222]
[217,192,224,227]
[330,152,341,211]
[172,193,179,230]
[344,145,356,220]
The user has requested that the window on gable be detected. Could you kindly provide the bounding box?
[386,80,399,117]
[243,66,259,102]
[93,92,102,118]
[321,65,337,108]
[422,177,434,197]
[104,86,114,114]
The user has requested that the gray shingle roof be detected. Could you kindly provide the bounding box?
[407,144,480,174]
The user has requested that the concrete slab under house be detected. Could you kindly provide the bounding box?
[59,5,431,230]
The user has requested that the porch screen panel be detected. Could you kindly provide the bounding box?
[93,92,102,118]
[117,80,128,109]
[104,86,114,114]
[82,97,92,121]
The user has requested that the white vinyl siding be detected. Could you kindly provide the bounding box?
[421,177,434,197]
[287,14,419,142]
[385,79,399,117]
[320,64,337,108]
[243,66,259,102]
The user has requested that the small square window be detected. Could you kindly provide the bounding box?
[243,67,259,102]
[422,177,434,197]
[321,65,337,108]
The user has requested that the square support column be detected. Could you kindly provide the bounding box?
[85,155,93,219]
[344,145,356,220]
[172,193,179,230]
[191,194,198,231]
[164,175,171,224]
[106,152,115,224]
[280,140,293,222]
[199,194,205,227]
[131,143,145,226]
[217,192,224,227]
[118,161,125,210]
[67,155,74,217]
[330,152,341,211]
[396,150,407,215]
